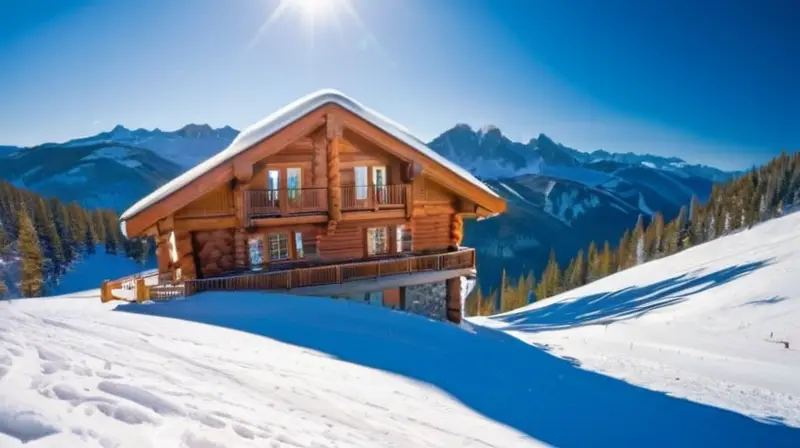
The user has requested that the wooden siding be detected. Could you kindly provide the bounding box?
[412,214,451,251]
[175,185,234,219]
[318,221,364,261]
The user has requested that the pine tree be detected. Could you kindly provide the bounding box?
[616,229,631,271]
[479,289,497,315]
[53,201,76,263]
[0,222,8,256]
[465,284,480,317]
[586,241,599,281]
[34,198,65,275]
[103,211,122,254]
[92,210,107,243]
[17,208,45,297]
[570,249,586,288]
[599,241,614,277]
[0,276,7,298]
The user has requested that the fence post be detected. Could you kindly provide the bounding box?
[100,280,110,302]
[136,278,147,303]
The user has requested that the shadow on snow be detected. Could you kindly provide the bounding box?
[116,258,799,447]
[494,259,774,332]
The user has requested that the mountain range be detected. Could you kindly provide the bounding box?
[0,124,739,288]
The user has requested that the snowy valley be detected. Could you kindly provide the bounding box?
[1,208,799,447]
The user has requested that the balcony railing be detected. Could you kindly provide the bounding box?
[100,248,476,303]
[341,184,408,211]
[244,185,409,221]
[185,248,475,295]
[245,188,328,220]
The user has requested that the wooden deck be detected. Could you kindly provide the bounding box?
[101,248,476,303]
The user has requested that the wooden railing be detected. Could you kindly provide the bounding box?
[245,188,327,220]
[185,248,476,295]
[341,184,407,211]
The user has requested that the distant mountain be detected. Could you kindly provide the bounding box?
[0,123,740,290]
[0,125,238,211]
[428,124,739,182]
[427,125,740,288]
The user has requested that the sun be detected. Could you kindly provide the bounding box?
[247,0,354,51]
[283,0,339,19]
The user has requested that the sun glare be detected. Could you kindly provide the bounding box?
[284,0,337,18]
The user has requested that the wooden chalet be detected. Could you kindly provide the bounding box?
[108,90,506,323]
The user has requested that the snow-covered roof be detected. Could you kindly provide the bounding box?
[120,89,499,235]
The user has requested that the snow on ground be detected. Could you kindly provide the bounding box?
[2,224,800,447]
[476,211,800,430]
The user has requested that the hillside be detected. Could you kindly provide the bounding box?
[475,211,800,427]
[1,260,799,446]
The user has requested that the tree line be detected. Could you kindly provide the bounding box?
[466,150,800,317]
[0,181,150,298]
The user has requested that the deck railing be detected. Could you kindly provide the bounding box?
[185,248,475,295]
[100,249,475,303]
[245,188,328,220]
[341,184,407,211]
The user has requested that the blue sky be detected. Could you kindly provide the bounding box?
[0,0,797,170]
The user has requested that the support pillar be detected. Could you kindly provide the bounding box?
[446,276,463,324]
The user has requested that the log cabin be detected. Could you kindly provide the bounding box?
[116,89,506,323]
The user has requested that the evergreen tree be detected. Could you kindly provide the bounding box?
[53,201,77,263]
[17,208,45,297]
[34,198,65,275]
[586,241,599,281]
[599,241,613,277]
[92,210,107,243]
[0,222,8,256]
[479,289,497,315]
[616,229,631,271]
[0,276,7,298]
[103,211,122,254]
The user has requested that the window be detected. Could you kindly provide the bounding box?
[168,231,179,263]
[373,166,387,204]
[366,227,388,256]
[267,169,280,204]
[268,233,290,260]
[354,166,368,200]
[248,236,264,268]
[174,268,182,282]
[287,167,301,202]
[396,224,412,253]
[294,232,304,259]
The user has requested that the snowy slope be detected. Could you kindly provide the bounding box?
[2,291,800,443]
[475,211,800,428]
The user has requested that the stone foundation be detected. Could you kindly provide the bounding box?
[404,281,447,321]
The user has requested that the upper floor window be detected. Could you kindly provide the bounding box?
[354,166,368,200]
[287,167,301,201]
[367,227,388,256]
[268,233,290,261]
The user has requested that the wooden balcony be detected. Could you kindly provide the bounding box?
[245,188,328,220]
[185,248,475,295]
[245,185,410,222]
[101,248,476,303]
[341,184,408,211]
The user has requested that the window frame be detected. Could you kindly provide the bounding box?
[366,226,389,256]
[267,232,291,261]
